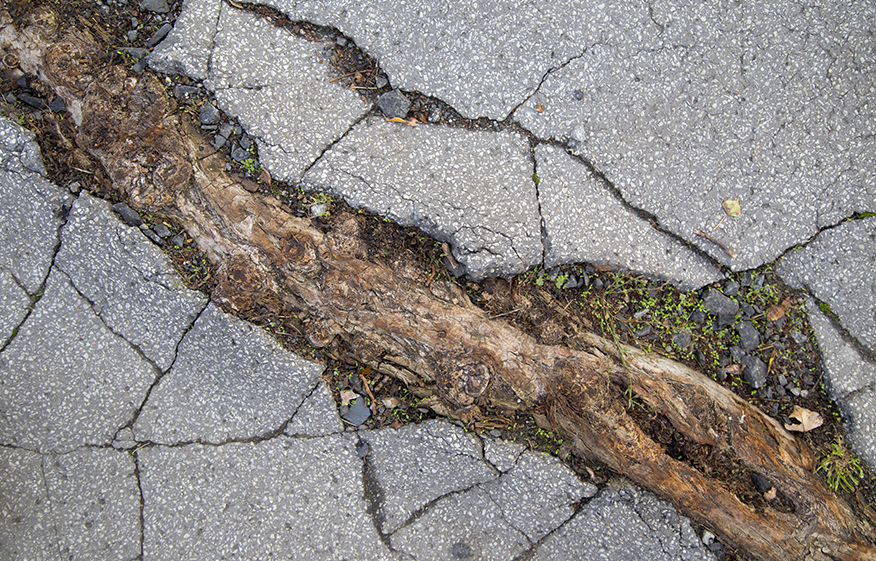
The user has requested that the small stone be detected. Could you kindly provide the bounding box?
[132,58,148,73]
[239,135,252,151]
[131,17,140,28]
[593,277,604,290]
[777,374,787,386]
[740,355,767,389]
[143,228,162,245]
[341,396,371,426]
[751,274,765,291]
[729,345,746,362]
[790,330,807,345]
[15,75,29,89]
[702,288,738,323]
[751,473,772,493]
[16,93,48,111]
[672,331,692,349]
[336,36,348,47]
[139,0,169,14]
[689,310,706,324]
[211,135,227,150]
[564,274,583,289]
[170,234,185,247]
[450,541,475,559]
[152,223,172,238]
[634,325,652,338]
[48,96,65,113]
[740,302,755,317]
[173,84,200,100]
[127,30,139,42]
[374,76,388,89]
[310,203,328,217]
[145,23,173,48]
[702,530,716,546]
[122,47,150,59]
[789,386,801,397]
[376,89,411,119]
[231,145,249,162]
[199,102,221,125]
[735,321,761,351]
[356,441,369,458]
[111,202,143,227]
[723,281,740,296]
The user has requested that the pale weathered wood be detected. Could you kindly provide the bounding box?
[5,15,873,560]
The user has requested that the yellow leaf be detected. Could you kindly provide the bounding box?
[722,198,741,217]
[385,117,408,123]
[784,406,824,432]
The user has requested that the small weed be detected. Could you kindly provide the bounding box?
[817,435,864,493]
[242,158,257,175]
[555,273,569,290]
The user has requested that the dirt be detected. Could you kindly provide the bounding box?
[3,2,875,558]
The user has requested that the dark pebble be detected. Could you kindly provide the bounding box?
[132,58,148,74]
[374,75,388,89]
[593,278,604,290]
[634,325,652,337]
[450,542,475,559]
[695,350,706,367]
[199,102,221,125]
[212,134,227,150]
[341,396,371,426]
[740,355,767,389]
[170,233,185,247]
[231,145,249,162]
[17,93,48,111]
[803,374,815,386]
[740,302,755,317]
[751,274,765,290]
[356,441,369,458]
[729,345,746,362]
[145,23,173,48]
[376,89,411,119]
[564,275,583,289]
[122,47,150,59]
[152,223,172,238]
[735,321,760,351]
[111,202,143,227]
[790,330,807,345]
[672,331,692,349]
[15,75,29,89]
[689,309,706,324]
[48,96,65,113]
[139,0,170,13]
[127,30,139,43]
[751,473,772,493]
[143,229,162,245]
[239,135,252,151]
[173,84,200,100]
[702,288,738,322]
[723,281,740,296]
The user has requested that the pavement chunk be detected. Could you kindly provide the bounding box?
[246,0,595,120]
[389,486,531,561]
[43,448,141,560]
[133,303,323,445]
[806,300,876,469]
[533,484,714,561]
[778,216,876,352]
[148,0,222,80]
[515,2,876,271]
[283,381,344,437]
[536,145,722,290]
[0,448,59,560]
[304,117,542,279]
[139,434,398,560]
[56,193,207,371]
[360,419,498,534]
[0,118,73,294]
[480,451,598,543]
[203,5,371,182]
[0,269,157,453]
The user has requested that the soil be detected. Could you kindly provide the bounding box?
[4,2,875,559]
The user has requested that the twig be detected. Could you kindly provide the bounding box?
[441,242,460,269]
[694,229,737,258]
[487,308,520,320]
[360,372,378,414]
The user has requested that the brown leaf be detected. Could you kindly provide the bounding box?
[764,487,777,501]
[259,167,272,186]
[723,364,742,377]
[535,102,545,113]
[784,406,824,433]
[766,304,786,321]
[340,390,358,406]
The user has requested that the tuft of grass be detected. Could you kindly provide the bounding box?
[817,435,864,493]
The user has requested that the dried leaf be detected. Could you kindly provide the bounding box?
[385,117,408,123]
[406,117,418,127]
[535,102,545,113]
[764,487,777,501]
[259,167,272,186]
[767,304,786,321]
[722,198,741,217]
[723,364,742,377]
[340,390,358,406]
[381,397,400,408]
[784,406,824,433]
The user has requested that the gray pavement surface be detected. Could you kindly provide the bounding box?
[2,0,876,556]
[0,116,721,559]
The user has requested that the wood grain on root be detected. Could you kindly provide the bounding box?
[4,14,873,561]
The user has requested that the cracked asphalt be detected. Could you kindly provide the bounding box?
[1,0,875,559]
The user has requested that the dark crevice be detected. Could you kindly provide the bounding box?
[132,450,146,560]
[806,293,876,366]
[358,434,394,550]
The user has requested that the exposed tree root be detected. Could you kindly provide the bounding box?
[3,12,874,560]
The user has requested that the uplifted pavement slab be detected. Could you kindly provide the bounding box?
[203,4,372,183]
[42,448,141,560]
[0,446,141,561]
[806,300,876,469]
[778,216,876,352]
[138,434,400,560]
[243,0,599,121]
[516,2,876,271]
[148,0,221,80]
[0,268,29,345]
[284,381,344,437]
[533,484,714,561]
[359,419,498,534]
[536,144,722,290]
[55,193,207,371]
[304,117,542,279]
[133,302,323,445]
[0,269,157,453]
[0,118,73,294]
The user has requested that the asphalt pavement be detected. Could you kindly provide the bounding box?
[1,0,874,559]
